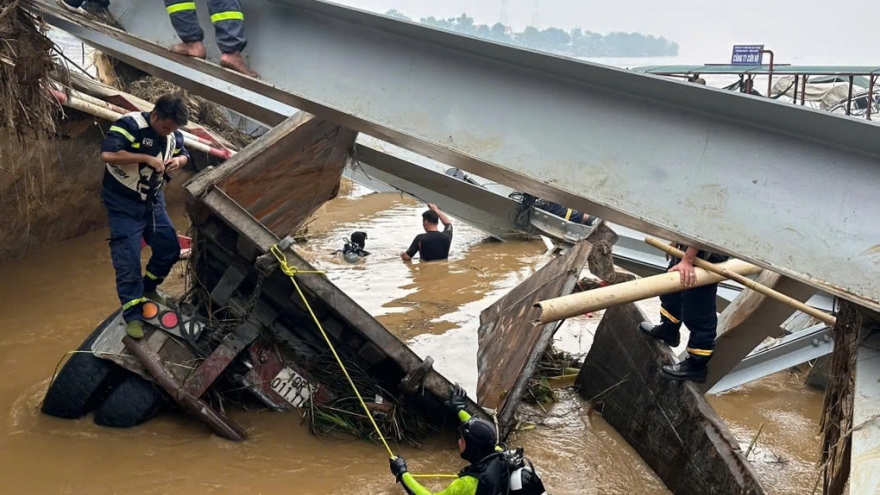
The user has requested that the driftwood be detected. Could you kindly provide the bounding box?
[576,303,765,495]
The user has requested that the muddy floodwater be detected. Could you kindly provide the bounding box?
[0,185,823,494]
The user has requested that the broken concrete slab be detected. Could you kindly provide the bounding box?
[477,241,591,437]
[576,303,765,495]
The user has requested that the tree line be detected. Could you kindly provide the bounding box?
[386,11,679,58]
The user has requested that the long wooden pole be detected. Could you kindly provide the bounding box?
[536,259,762,324]
[644,237,836,326]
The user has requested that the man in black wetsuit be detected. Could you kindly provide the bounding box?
[401,203,453,262]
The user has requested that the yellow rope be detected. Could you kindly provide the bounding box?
[269,245,396,458]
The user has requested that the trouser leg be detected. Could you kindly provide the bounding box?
[102,189,148,323]
[681,283,719,368]
[164,0,205,43]
[657,257,684,337]
[207,0,247,53]
[141,191,180,293]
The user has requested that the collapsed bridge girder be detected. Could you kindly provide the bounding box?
[31,0,880,312]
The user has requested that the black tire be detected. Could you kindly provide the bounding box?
[41,309,125,419]
[93,373,164,428]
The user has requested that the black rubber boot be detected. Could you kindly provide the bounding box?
[661,358,708,383]
[638,321,680,347]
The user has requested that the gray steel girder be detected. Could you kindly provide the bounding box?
[32,0,880,311]
[707,324,832,394]
[350,145,527,240]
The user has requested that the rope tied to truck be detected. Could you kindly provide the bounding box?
[268,244,394,455]
[268,244,458,479]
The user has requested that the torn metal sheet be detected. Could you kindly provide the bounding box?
[476,241,591,436]
[576,303,765,495]
[189,112,357,237]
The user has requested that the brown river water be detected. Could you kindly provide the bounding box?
[0,185,823,494]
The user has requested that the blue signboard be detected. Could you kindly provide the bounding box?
[731,45,764,65]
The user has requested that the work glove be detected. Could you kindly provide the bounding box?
[446,384,468,414]
[389,456,408,482]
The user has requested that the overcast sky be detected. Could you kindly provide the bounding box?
[336,0,877,64]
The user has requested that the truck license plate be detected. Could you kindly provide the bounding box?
[270,367,312,408]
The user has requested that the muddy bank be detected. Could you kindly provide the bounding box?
[0,110,192,263]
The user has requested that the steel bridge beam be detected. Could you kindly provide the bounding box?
[32,0,880,311]
[707,324,832,394]
[351,144,526,240]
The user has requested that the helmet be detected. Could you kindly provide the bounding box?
[458,418,497,462]
[350,231,367,249]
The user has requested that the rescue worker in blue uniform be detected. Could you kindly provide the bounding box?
[163,0,259,78]
[99,94,190,339]
[57,0,258,78]
[389,386,547,495]
[639,245,729,383]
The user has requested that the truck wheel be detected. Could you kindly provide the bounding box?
[93,373,164,428]
[41,310,124,419]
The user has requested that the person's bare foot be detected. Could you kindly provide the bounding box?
[169,41,207,59]
[220,52,260,78]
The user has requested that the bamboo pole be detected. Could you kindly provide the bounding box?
[536,259,762,324]
[644,237,836,326]
[50,89,234,159]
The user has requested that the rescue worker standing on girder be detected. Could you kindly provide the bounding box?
[57,0,258,78]
[99,94,190,339]
[639,245,729,383]
[163,0,259,78]
[389,386,547,495]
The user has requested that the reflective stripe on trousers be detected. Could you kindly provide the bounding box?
[658,257,719,364]
[163,0,247,53]
[102,188,180,323]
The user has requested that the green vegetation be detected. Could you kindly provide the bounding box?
[385,11,679,58]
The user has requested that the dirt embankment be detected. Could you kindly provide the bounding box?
[0,109,191,263]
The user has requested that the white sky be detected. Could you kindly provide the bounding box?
[335,0,879,64]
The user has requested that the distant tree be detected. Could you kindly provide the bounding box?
[539,27,570,51]
[385,9,411,21]
[516,26,541,47]
[490,22,507,41]
[398,11,677,57]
